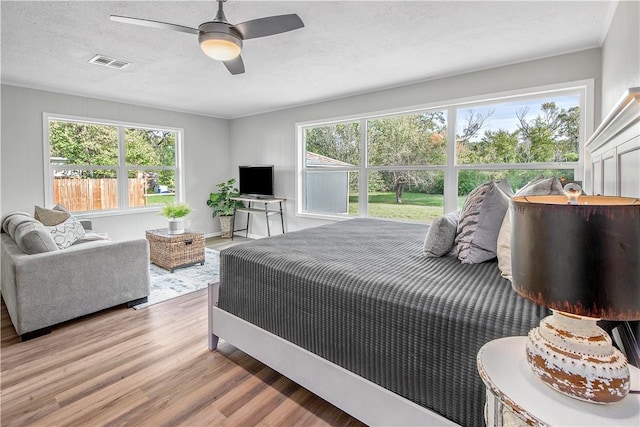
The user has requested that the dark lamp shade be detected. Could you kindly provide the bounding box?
[511,195,640,320]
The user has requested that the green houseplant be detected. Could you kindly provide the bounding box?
[160,202,193,234]
[207,179,241,238]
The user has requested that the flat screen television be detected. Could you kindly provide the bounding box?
[238,165,274,198]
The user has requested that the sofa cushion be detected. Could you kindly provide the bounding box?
[14,221,60,254]
[456,180,513,264]
[46,216,86,249]
[34,205,70,226]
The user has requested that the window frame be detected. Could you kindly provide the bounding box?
[43,113,184,216]
[296,79,594,220]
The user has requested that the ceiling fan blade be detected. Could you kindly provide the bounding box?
[224,55,245,75]
[109,15,199,35]
[234,14,304,40]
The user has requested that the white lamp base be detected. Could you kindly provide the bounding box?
[526,310,630,403]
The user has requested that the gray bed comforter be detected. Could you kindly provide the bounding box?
[218,218,547,426]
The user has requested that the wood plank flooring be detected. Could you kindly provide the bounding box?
[0,290,366,427]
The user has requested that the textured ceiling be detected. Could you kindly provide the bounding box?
[1,1,616,119]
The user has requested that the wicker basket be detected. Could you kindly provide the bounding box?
[146,229,205,272]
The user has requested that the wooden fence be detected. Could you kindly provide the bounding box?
[53,178,146,211]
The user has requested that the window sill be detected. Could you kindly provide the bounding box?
[72,206,164,219]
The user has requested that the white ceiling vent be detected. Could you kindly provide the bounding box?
[88,55,130,69]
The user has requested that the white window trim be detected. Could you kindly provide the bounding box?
[296,79,594,221]
[42,113,185,217]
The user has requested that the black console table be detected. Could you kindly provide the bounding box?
[230,197,286,240]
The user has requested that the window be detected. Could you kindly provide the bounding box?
[302,112,448,222]
[456,93,581,205]
[298,82,590,222]
[44,114,182,213]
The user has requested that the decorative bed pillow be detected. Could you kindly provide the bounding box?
[34,205,70,226]
[497,177,564,280]
[53,203,70,213]
[423,210,460,257]
[46,215,86,249]
[456,180,513,264]
[514,176,564,196]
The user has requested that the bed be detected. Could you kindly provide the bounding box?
[208,218,547,426]
[209,87,640,426]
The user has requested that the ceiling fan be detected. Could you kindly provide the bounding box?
[110,0,304,75]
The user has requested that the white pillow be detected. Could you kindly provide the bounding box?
[497,177,564,280]
[46,216,86,249]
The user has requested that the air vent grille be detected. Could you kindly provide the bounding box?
[88,55,130,69]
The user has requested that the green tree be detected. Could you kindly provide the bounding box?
[516,102,579,163]
[49,122,118,166]
[305,122,360,165]
[456,109,494,164]
[367,112,446,203]
[125,130,160,166]
[557,106,580,161]
[457,102,580,165]
[125,128,176,189]
[50,121,177,187]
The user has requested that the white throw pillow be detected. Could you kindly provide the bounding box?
[497,177,564,280]
[46,215,86,249]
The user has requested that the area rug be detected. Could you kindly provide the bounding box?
[133,248,219,309]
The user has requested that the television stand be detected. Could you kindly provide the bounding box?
[230,196,286,239]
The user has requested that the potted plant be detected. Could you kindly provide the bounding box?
[207,179,241,238]
[160,202,193,235]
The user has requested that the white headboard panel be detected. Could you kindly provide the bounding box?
[585,87,640,197]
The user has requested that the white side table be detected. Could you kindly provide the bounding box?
[477,336,640,427]
[230,196,286,239]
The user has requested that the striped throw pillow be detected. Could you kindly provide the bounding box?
[456,180,512,264]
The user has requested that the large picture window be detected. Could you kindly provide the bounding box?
[298,83,590,222]
[44,114,182,213]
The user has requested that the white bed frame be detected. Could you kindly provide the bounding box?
[208,282,458,427]
[207,88,639,427]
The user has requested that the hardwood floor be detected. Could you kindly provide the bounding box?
[0,290,365,427]
[205,235,252,251]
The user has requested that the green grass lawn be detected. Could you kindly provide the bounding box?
[146,194,175,205]
[349,192,465,222]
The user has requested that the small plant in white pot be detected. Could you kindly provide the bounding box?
[160,202,193,235]
[207,179,241,238]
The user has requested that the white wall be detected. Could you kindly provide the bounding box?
[3,44,618,240]
[229,49,602,234]
[1,85,231,241]
[601,0,640,120]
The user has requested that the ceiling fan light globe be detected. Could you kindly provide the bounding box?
[198,29,242,61]
[200,38,241,61]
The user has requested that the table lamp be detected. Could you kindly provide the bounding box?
[510,189,640,403]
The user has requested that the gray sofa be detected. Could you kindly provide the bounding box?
[1,212,150,340]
